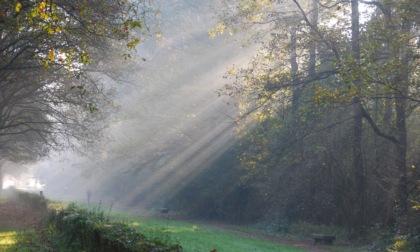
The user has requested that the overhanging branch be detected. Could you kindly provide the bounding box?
[360,104,399,144]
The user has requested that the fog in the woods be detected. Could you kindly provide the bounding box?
[22,1,251,209]
[3,1,420,247]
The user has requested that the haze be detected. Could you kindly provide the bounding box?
[18,0,252,210]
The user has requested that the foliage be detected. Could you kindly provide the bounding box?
[43,203,182,252]
[0,0,153,173]
[0,190,181,251]
[386,233,420,252]
[211,0,420,235]
[1,0,143,71]
[15,189,48,211]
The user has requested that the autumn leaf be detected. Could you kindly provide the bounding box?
[40,1,46,11]
[15,2,22,12]
[49,49,55,61]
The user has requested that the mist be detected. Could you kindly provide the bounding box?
[28,0,253,210]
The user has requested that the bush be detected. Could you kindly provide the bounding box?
[385,232,420,252]
[15,190,48,212]
[45,203,182,252]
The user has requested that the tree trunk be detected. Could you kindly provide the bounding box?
[351,0,365,228]
[308,0,318,78]
[394,18,410,224]
[291,28,299,113]
[395,96,407,213]
[291,0,317,113]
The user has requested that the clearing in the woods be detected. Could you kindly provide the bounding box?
[0,190,361,252]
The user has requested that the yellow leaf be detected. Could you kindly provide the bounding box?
[48,27,54,35]
[15,2,22,12]
[40,1,46,11]
[49,50,55,61]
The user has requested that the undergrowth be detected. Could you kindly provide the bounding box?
[42,203,183,251]
[0,189,182,251]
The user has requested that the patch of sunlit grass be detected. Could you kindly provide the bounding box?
[111,213,307,252]
[0,231,18,250]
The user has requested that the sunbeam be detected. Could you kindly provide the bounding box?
[29,0,256,211]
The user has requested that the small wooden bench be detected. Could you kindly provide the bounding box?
[312,234,336,245]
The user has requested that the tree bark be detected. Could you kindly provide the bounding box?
[394,18,411,219]
[291,28,299,113]
[351,0,365,228]
[308,0,318,78]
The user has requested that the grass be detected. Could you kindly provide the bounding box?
[0,230,43,252]
[0,190,375,252]
[0,231,18,251]
[111,212,379,252]
[111,213,308,252]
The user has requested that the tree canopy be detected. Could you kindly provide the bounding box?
[212,0,420,233]
[0,0,150,187]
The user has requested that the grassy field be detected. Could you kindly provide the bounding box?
[1,190,371,252]
[0,217,308,252]
[111,212,375,252]
[111,212,308,252]
[0,190,308,252]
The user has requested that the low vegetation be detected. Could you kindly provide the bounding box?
[0,189,305,251]
[0,189,181,251]
[2,189,420,251]
[44,203,182,251]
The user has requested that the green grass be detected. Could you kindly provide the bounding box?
[111,213,307,252]
[0,190,375,252]
[0,231,18,251]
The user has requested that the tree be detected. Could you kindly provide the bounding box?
[213,0,420,231]
[354,0,419,231]
[212,0,352,226]
[0,0,152,187]
[350,0,365,228]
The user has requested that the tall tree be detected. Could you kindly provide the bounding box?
[350,0,365,228]
[213,0,420,231]
[0,0,152,186]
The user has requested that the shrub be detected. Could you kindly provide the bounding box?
[16,190,48,212]
[45,203,182,252]
[386,233,420,252]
